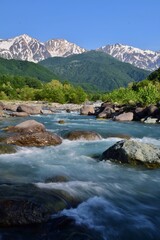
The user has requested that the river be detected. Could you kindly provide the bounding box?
[0,112,160,240]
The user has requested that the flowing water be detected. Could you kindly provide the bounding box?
[0,112,160,240]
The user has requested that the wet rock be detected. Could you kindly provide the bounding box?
[114,112,134,121]
[144,117,158,124]
[0,144,16,154]
[134,107,148,120]
[10,112,29,117]
[6,120,46,133]
[0,199,49,227]
[101,102,114,109]
[101,140,160,168]
[106,133,131,139]
[41,109,53,115]
[58,120,65,124]
[80,105,95,115]
[66,131,101,141]
[45,175,69,183]
[17,104,42,115]
[97,107,115,118]
[5,132,62,147]
[147,105,160,117]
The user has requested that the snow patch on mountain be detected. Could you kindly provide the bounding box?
[0,34,86,63]
[97,43,160,71]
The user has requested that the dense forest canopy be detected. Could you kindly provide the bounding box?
[39,51,150,92]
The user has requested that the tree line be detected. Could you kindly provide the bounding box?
[0,75,87,104]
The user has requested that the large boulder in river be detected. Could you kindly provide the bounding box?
[80,105,95,115]
[66,130,101,141]
[7,120,46,133]
[101,140,160,168]
[0,199,49,227]
[114,112,134,121]
[5,131,62,147]
[17,104,42,115]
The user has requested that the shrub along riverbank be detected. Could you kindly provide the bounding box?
[0,67,160,106]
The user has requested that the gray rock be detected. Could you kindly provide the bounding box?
[66,130,101,141]
[114,112,134,121]
[80,105,95,115]
[97,107,115,118]
[101,140,160,168]
[147,105,159,117]
[3,104,18,112]
[17,104,42,115]
[144,117,158,124]
[40,109,53,115]
[10,112,29,117]
[134,107,148,120]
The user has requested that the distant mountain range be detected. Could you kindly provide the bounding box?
[97,44,160,71]
[0,34,86,63]
[40,51,149,92]
[0,34,159,71]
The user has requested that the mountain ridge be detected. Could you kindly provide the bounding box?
[0,34,159,71]
[97,43,160,71]
[0,34,86,63]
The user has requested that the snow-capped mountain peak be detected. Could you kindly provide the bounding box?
[0,34,86,63]
[97,43,160,71]
[45,38,86,57]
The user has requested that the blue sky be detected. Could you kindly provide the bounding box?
[0,0,160,50]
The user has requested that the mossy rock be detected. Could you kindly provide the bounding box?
[58,120,65,124]
[0,144,16,154]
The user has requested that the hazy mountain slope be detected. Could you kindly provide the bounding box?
[39,51,150,92]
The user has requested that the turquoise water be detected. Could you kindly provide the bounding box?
[0,112,160,239]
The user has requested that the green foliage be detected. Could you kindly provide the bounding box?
[102,75,160,106]
[0,57,58,82]
[0,76,87,104]
[147,67,160,82]
[39,51,150,92]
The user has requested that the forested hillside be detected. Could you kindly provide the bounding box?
[39,51,150,92]
[0,58,57,82]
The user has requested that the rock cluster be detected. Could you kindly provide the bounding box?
[0,102,82,118]
[94,102,160,123]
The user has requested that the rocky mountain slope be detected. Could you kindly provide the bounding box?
[0,34,86,63]
[97,43,160,71]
